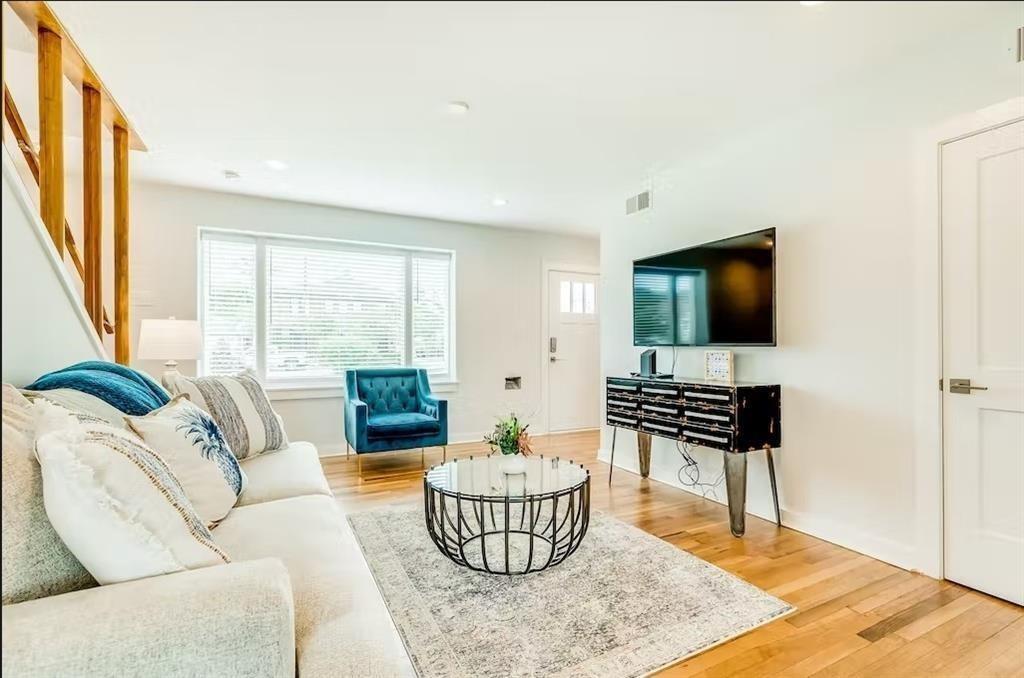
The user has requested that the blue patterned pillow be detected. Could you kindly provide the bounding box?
[126,395,247,524]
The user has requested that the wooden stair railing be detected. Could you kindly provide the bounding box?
[4,87,114,334]
[2,0,145,363]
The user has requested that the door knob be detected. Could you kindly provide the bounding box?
[949,378,988,394]
[550,356,560,363]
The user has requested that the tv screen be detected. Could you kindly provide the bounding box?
[633,228,775,346]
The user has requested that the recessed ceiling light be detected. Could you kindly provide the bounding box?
[223,169,241,180]
[264,159,288,171]
[799,1,825,5]
[447,101,470,115]
[492,197,508,207]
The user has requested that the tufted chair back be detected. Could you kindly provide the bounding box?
[351,369,422,416]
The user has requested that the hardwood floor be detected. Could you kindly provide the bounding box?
[321,430,1024,678]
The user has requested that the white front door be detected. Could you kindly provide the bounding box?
[546,270,600,433]
[942,119,1024,605]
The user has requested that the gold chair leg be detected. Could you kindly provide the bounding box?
[442,446,447,463]
[421,447,425,469]
[346,442,351,460]
[357,453,362,478]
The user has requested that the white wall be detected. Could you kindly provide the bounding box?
[2,149,106,385]
[599,12,1022,574]
[120,182,599,452]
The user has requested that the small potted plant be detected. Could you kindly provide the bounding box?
[484,412,532,474]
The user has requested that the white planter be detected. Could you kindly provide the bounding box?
[498,453,527,475]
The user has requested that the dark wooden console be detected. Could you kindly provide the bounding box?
[606,376,782,536]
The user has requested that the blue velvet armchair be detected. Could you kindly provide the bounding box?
[344,368,448,468]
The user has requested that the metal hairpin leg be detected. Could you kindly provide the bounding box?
[608,426,618,485]
[421,447,425,469]
[442,446,447,463]
[765,447,781,527]
[346,442,351,460]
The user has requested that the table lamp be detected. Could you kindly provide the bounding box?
[137,317,203,388]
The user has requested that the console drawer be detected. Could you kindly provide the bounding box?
[606,379,641,396]
[681,385,734,407]
[640,383,682,400]
[683,408,734,427]
[607,413,640,429]
[607,397,640,411]
[640,418,682,438]
[640,401,682,418]
[682,427,732,449]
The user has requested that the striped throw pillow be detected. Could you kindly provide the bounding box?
[164,372,288,460]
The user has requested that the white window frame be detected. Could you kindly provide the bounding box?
[197,227,457,392]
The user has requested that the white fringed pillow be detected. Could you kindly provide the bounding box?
[126,395,247,525]
[33,402,230,585]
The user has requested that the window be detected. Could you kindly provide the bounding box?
[199,230,455,386]
[559,279,596,315]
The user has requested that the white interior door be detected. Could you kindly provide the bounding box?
[941,119,1024,605]
[547,270,600,432]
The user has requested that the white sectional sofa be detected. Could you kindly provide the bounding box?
[2,440,415,677]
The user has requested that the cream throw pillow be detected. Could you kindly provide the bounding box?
[164,371,288,459]
[126,395,247,525]
[33,402,230,585]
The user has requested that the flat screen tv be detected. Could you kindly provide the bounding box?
[633,227,776,346]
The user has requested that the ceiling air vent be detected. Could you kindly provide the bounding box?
[626,190,652,215]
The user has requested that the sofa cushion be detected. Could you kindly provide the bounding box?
[367,412,440,439]
[1,385,96,605]
[236,441,331,507]
[212,495,414,677]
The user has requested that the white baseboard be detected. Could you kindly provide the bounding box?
[778,507,920,573]
[316,432,492,459]
[598,447,923,574]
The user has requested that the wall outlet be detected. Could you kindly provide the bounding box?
[504,376,522,390]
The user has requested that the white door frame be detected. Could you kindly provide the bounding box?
[912,97,1024,579]
[540,260,601,436]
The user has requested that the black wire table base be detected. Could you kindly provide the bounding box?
[424,460,591,575]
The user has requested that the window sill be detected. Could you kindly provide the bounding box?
[266,380,459,402]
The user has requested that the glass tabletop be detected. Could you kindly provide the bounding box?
[425,455,588,498]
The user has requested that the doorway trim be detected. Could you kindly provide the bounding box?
[539,260,601,436]
[912,97,1023,579]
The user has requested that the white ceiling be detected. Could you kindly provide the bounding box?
[4,1,1007,234]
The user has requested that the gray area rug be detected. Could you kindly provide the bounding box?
[348,505,794,677]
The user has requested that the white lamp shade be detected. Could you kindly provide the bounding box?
[137,318,203,361]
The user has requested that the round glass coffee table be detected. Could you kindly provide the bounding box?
[423,455,590,575]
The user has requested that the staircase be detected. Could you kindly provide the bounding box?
[2,0,145,364]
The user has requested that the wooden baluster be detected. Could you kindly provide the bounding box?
[83,85,103,334]
[114,126,130,365]
[37,28,64,255]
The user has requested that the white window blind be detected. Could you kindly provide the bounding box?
[200,230,454,386]
[266,244,407,381]
[200,237,257,375]
[411,256,450,373]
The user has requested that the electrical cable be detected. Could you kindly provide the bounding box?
[675,440,725,499]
